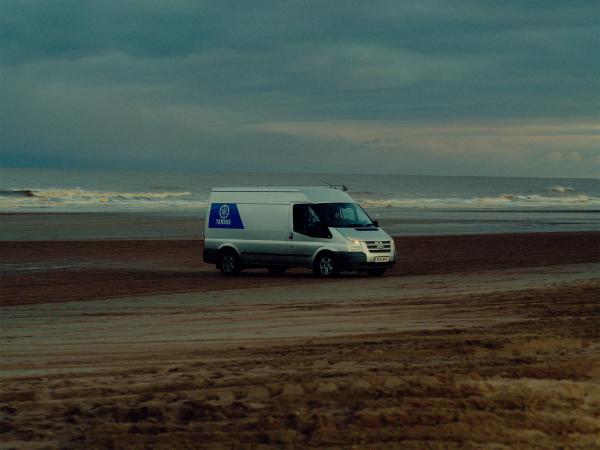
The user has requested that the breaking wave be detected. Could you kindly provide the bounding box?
[550,185,575,193]
[1,187,598,212]
[0,188,207,211]
[356,193,600,209]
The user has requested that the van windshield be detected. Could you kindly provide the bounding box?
[313,203,374,228]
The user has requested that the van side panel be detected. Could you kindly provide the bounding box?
[204,195,292,266]
[290,227,349,268]
[236,203,290,266]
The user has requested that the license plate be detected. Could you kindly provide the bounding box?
[375,256,389,262]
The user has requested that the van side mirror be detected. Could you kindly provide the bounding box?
[373,220,379,227]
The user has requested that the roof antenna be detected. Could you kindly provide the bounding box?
[317,178,348,191]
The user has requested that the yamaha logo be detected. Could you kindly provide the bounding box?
[209,202,244,229]
[219,204,230,219]
[216,204,232,225]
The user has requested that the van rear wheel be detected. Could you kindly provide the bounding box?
[314,253,339,277]
[218,250,241,275]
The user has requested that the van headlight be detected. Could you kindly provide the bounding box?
[349,239,362,251]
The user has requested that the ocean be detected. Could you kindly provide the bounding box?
[0,167,598,239]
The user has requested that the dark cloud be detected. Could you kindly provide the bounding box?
[0,0,598,176]
[4,1,598,62]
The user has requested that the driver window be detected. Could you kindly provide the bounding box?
[307,206,320,227]
[293,204,329,238]
[293,204,308,234]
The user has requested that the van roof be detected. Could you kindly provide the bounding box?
[209,186,355,204]
[211,186,346,192]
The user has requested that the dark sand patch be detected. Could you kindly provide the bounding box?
[1,232,598,306]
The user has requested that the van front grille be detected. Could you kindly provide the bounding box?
[365,240,392,253]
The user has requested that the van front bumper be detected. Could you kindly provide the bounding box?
[336,252,396,271]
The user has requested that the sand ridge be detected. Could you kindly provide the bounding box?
[1,282,599,449]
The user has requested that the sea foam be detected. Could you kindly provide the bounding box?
[356,193,599,209]
[0,188,207,211]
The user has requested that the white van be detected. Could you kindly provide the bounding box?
[203,186,396,277]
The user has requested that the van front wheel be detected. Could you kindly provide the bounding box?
[314,253,339,277]
[218,250,241,275]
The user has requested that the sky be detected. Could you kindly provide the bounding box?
[1,0,599,177]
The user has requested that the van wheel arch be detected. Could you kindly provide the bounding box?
[313,251,339,277]
[217,247,241,275]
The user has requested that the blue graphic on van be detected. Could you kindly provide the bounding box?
[208,203,244,229]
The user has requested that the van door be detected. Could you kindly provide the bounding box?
[238,203,292,267]
[290,203,332,268]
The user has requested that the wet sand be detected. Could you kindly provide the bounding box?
[1,232,599,448]
[1,232,598,306]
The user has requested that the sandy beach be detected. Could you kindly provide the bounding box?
[1,231,599,448]
[4,0,599,446]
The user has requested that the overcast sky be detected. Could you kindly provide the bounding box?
[1,0,598,177]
